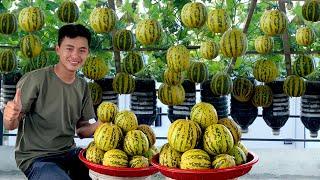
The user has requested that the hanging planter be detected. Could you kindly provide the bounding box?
[263,79,290,135]
[300,80,320,138]
[96,77,119,105]
[200,80,228,119]
[168,80,196,123]
[0,71,22,111]
[130,78,157,125]
[230,77,257,133]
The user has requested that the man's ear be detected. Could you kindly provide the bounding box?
[55,45,60,55]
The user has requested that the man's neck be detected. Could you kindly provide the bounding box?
[54,64,76,84]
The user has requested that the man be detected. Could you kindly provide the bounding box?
[3,24,101,180]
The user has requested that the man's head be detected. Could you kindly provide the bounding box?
[56,24,91,72]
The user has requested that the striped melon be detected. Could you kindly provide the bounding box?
[163,68,184,86]
[237,141,249,156]
[167,119,200,152]
[296,27,316,46]
[137,124,156,146]
[167,45,190,73]
[112,72,135,94]
[210,72,233,96]
[82,56,108,80]
[207,9,231,33]
[255,35,273,54]
[218,117,242,145]
[18,7,44,32]
[114,110,138,133]
[129,156,149,168]
[86,141,96,150]
[199,41,219,60]
[113,29,135,51]
[159,143,182,168]
[253,59,279,83]
[260,9,288,36]
[122,52,144,74]
[212,154,236,169]
[89,7,116,33]
[302,0,320,22]
[251,85,273,107]
[88,82,103,106]
[203,124,234,155]
[97,101,118,123]
[123,130,149,156]
[0,12,17,34]
[94,123,123,151]
[232,77,254,102]
[220,28,247,58]
[20,34,42,58]
[293,54,314,77]
[180,149,211,170]
[283,75,306,97]
[187,61,208,84]
[57,1,79,23]
[228,146,247,165]
[0,49,17,73]
[135,19,162,45]
[158,83,185,106]
[30,50,48,69]
[86,144,105,164]
[190,102,218,130]
[181,2,207,28]
[103,149,128,167]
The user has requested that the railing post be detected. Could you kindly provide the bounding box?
[0,111,3,145]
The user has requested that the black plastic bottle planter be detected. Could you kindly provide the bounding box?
[0,71,22,112]
[96,77,119,105]
[168,80,196,123]
[301,81,320,138]
[200,80,228,119]
[263,80,290,135]
[130,78,157,125]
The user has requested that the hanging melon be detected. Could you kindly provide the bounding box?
[89,7,116,33]
[220,28,247,58]
[57,1,79,23]
[283,75,306,97]
[135,19,162,45]
[82,56,108,80]
[254,35,273,54]
[20,34,42,58]
[187,61,208,84]
[112,29,135,51]
[260,9,288,36]
[158,83,185,106]
[181,2,207,28]
[199,41,219,60]
[253,59,279,83]
[0,12,17,34]
[166,45,190,72]
[112,72,135,94]
[210,72,233,96]
[0,49,17,73]
[207,9,231,33]
[251,85,273,108]
[296,27,316,46]
[122,52,144,75]
[163,68,184,86]
[30,50,48,70]
[293,54,315,77]
[88,82,103,106]
[232,77,254,102]
[18,7,44,32]
[302,0,320,22]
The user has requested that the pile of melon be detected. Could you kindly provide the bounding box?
[85,101,158,168]
[159,102,249,170]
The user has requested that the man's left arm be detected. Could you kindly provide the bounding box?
[76,118,102,139]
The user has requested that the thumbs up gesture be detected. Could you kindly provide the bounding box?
[4,88,23,122]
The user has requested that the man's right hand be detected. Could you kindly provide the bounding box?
[3,88,23,130]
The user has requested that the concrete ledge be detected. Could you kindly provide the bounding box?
[1,146,320,179]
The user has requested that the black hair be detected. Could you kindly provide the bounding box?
[58,24,91,47]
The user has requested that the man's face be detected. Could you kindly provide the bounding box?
[55,36,89,72]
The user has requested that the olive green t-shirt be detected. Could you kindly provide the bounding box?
[15,66,96,172]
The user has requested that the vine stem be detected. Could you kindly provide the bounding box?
[108,0,121,73]
[226,0,257,74]
[278,0,292,76]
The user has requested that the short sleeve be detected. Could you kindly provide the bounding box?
[81,82,96,121]
[17,73,39,113]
